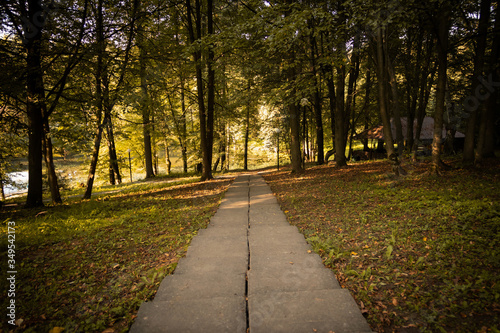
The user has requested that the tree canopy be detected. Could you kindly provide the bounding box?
[1,0,498,206]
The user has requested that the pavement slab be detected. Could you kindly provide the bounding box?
[130,173,374,333]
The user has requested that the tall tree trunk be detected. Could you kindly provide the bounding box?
[205,0,215,179]
[25,0,46,208]
[431,5,450,174]
[406,29,424,151]
[463,0,492,164]
[483,2,500,158]
[244,101,250,171]
[413,36,436,159]
[476,0,496,163]
[42,119,62,204]
[326,68,336,150]
[346,34,360,160]
[84,0,105,199]
[310,27,324,164]
[180,74,188,173]
[139,28,155,178]
[334,4,348,167]
[375,27,396,159]
[187,0,212,180]
[334,61,347,167]
[386,44,404,157]
[362,69,371,151]
[283,1,303,173]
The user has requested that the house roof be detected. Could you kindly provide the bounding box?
[356,117,465,141]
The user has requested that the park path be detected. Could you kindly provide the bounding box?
[130,174,373,333]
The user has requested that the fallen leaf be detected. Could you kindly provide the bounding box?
[49,328,65,333]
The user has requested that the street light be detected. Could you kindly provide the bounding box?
[275,128,281,171]
[127,149,132,182]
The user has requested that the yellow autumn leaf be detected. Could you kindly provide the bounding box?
[423,237,427,241]
[49,328,65,333]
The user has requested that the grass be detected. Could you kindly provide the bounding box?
[2,155,499,332]
[0,176,234,333]
[261,157,500,333]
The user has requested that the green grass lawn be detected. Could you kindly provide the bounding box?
[1,157,499,333]
[0,176,233,333]
[262,158,500,333]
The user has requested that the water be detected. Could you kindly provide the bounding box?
[4,171,28,196]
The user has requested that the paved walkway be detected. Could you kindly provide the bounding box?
[130,174,373,333]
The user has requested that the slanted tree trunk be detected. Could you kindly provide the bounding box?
[84,119,104,199]
[84,0,105,199]
[42,119,62,204]
[104,108,121,184]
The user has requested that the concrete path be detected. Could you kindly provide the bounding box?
[130,174,373,333]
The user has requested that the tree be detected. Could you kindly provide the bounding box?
[84,0,138,199]
[431,1,451,174]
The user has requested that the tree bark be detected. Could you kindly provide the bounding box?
[463,0,492,164]
[476,0,497,162]
[180,74,188,173]
[375,27,396,159]
[413,36,436,159]
[362,70,371,151]
[42,118,62,204]
[139,26,155,178]
[310,26,324,164]
[84,0,105,199]
[25,0,46,208]
[385,43,404,157]
[244,99,250,171]
[334,4,348,167]
[431,5,450,174]
[284,0,303,173]
[104,106,121,184]
[205,0,215,179]
[164,140,171,175]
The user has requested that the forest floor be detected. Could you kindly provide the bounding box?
[0,157,498,333]
[261,156,500,333]
[0,176,235,333]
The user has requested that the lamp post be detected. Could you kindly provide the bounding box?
[275,128,281,171]
[127,149,132,182]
